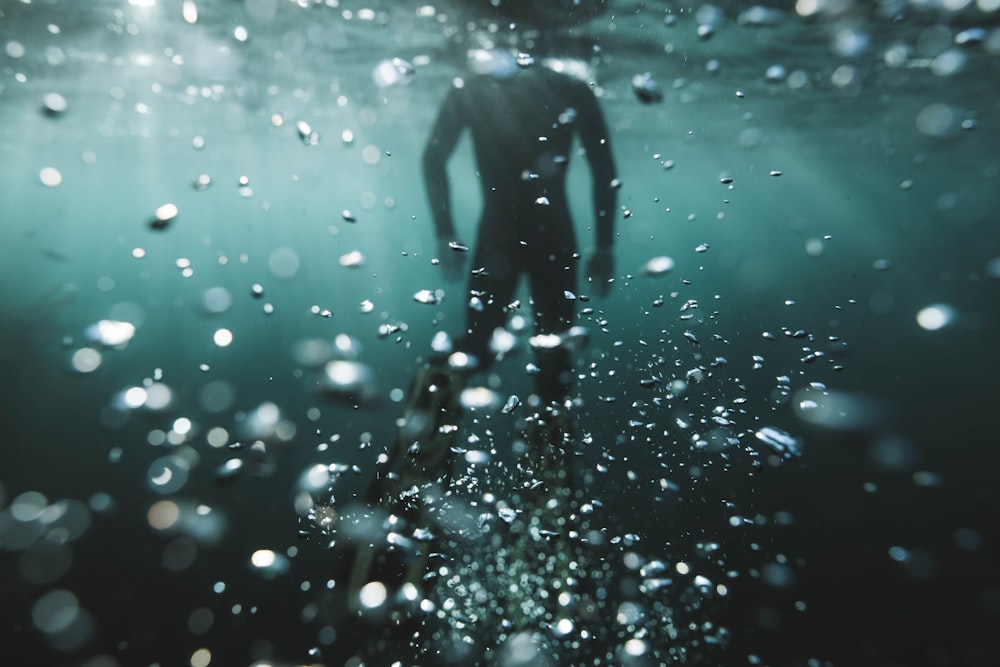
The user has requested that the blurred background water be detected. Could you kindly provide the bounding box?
[1,1,999,666]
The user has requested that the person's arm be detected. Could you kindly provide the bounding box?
[577,83,618,295]
[422,84,468,282]
[422,85,464,243]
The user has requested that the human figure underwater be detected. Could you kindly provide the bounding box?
[340,48,618,626]
[424,47,618,406]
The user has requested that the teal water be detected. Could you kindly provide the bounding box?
[2,1,999,666]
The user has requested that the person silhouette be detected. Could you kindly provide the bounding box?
[424,48,618,405]
[338,49,618,630]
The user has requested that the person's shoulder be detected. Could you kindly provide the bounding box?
[541,67,594,96]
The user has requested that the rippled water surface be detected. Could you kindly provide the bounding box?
[2,1,999,666]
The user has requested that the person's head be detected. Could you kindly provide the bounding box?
[465,46,520,79]
[447,28,594,84]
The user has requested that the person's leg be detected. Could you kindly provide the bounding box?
[455,230,522,372]
[525,230,578,405]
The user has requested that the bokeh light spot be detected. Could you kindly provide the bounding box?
[213,329,233,347]
[916,304,955,331]
[147,500,180,530]
[39,167,63,187]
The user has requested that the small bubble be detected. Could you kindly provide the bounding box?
[150,203,178,230]
[558,108,577,125]
[339,250,364,267]
[639,255,675,277]
[765,64,787,82]
[553,618,574,636]
[42,92,68,115]
[413,289,440,305]
[296,120,318,145]
[916,103,958,138]
[501,394,521,414]
[148,456,189,494]
[147,500,180,530]
[32,589,80,634]
[182,0,198,23]
[931,49,966,77]
[86,319,136,346]
[6,41,26,58]
[250,549,289,578]
[631,72,663,104]
[11,491,48,521]
[268,247,300,279]
[913,470,943,487]
[191,648,212,667]
[70,348,102,373]
[359,581,387,609]
[497,506,517,523]
[372,57,415,87]
[888,545,909,562]
[762,563,796,588]
[953,528,984,551]
[361,145,381,165]
[213,329,233,347]
[39,167,63,187]
[202,287,232,314]
[755,426,802,459]
[916,304,954,331]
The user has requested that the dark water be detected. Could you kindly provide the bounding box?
[2,1,1000,666]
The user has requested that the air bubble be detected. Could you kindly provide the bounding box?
[42,92,67,115]
[413,289,441,305]
[359,581,387,609]
[39,167,63,187]
[916,304,954,331]
[642,256,674,276]
[372,57,415,87]
[32,589,80,634]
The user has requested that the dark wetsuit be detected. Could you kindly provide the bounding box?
[422,64,617,403]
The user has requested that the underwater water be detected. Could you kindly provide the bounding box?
[2,0,1000,665]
